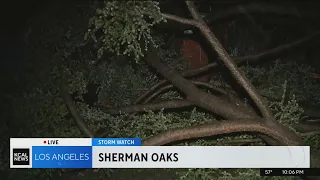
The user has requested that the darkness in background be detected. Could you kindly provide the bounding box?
[1,0,320,89]
[0,0,49,85]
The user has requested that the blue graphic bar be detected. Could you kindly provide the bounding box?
[92,138,142,146]
[32,146,92,168]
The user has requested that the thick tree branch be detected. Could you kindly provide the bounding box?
[145,44,303,146]
[143,80,227,103]
[162,13,200,27]
[145,45,253,120]
[221,138,263,145]
[98,80,253,115]
[54,49,95,138]
[293,123,320,135]
[137,27,319,108]
[125,81,244,120]
[185,1,274,121]
[60,75,94,137]
[178,31,319,77]
[160,2,318,123]
[142,119,301,146]
[138,81,253,115]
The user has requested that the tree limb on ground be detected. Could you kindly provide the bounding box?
[145,43,303,146]
[142,119,300,146]
[140,1,304,147]
[54,46,95,138]
[60,1,307,148]
[60,69,95,138]
[97,80,251,115]
[134,31,319,105]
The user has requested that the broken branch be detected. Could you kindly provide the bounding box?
[185,0,274,121]
[143,119,302,146]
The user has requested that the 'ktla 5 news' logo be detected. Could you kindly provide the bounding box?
[13,148,30,165]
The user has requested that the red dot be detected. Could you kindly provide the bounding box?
[43,140,46,144]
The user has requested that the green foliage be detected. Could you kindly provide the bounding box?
[180,60,319,180]
[243,60,320,104]
[3,1,319,180]
[85,1,165,60]
[6,33,319,180]
[269,81,303,126]
[93,61,159,107]
[125,109,214,139]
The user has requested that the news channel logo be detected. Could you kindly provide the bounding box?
[13,148,30,165]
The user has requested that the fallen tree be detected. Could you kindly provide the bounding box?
[4,1,320,180]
